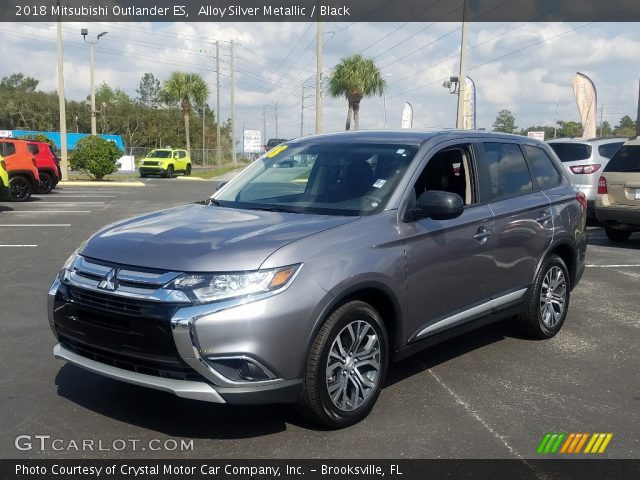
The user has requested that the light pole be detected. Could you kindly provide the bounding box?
[81,28,108,136]
[553,97,559,139]
[383,73,392,129]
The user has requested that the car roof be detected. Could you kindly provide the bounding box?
[287,129,534,146]
[622,138,640,146]
[548,137,628,145]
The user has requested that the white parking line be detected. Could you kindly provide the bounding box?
[586,264,640,268]
[0,244,38,247]
[0,224,71,227]
[4,211,92,214]
[35,195,116,198]
[28,202,105,206]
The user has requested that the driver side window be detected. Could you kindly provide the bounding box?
[414,144,477,206]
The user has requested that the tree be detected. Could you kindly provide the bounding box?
[69,136,122,180]
[599,120,613,137]
[492,109,517,134]
[0,73,39,93]
[556,120,583,138]
[614,115,637,137]
[519,125,556,140]
[160,72,209,154]
[137,73,161,108]
[328,54,386,130]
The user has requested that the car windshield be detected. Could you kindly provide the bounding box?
[214,142,419,216]
[549,143,592,162]
[148,150,171,158]
[604,146,640,172]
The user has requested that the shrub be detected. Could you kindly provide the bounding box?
[69,136,122,180]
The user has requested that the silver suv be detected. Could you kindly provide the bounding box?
[49,131,587,428]
[548,137,626,216]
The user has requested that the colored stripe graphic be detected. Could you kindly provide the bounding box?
[540,433,613,454]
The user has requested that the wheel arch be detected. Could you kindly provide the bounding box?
[542,241,578,290]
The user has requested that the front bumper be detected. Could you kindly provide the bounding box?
[139,166,165,175]
[48,265,327,404]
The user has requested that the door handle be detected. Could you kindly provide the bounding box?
[536,212,552,224]
[474,227,493,242]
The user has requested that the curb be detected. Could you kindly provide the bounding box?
[58,181,145,187]
[176,176,208,181]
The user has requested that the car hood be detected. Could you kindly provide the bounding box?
[80,204,358,272]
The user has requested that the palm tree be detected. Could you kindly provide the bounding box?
[328,54,387,131]
[160,72,209,154]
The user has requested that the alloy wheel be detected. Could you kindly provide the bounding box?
[325,320,381,412]
[539,266,567,328]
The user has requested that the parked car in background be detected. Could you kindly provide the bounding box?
[595,138,640,241]
[27,141,61,193]
[139,148,191,178]
[0,156,10,201]
[0,139,40,201]
[49,131,586,428]
[548,137,626,217]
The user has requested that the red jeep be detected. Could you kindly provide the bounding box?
[0,139,40,201]
[27,141,61,193]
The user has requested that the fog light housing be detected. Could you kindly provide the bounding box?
[205,357,274,382]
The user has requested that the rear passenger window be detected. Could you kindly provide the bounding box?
[28,143,39,155]
[480,143,533,201]
[2,143,16,156]
[598,142,624,159]
[522,145,563,190]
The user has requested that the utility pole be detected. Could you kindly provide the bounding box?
[599,103,604,137]
[636,79,640,137]
[216,40,221,166]
[315,18,323,134]
[553,98,559,139]
[455,0,468,129]
[275,102,278,138]
[202,105,206,164]
[56,10,68,181]
[263,106,267,145]
[300,86,305,137]
[230,40,236,166]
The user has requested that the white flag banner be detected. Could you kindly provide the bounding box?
[572,72,597,139]
[401,102,413,129]
[462,77,476,130]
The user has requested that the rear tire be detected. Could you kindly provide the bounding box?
[605,227,631,242]
[164,165,174,178]
[9,176,32,202]
[39,172,54,194]
[298,300,388,428]
[185,164,192,176]
[516,255,569,339]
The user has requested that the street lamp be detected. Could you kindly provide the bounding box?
[81,28,108,135]
[383,73,392,129]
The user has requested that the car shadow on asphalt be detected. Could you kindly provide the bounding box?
[54,321,522,437]
[0,205,14,212]
[586,231,640,250]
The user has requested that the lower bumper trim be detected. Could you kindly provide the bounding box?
[53,343,226,403]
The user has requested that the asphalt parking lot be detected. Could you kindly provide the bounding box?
[1,180,638,459]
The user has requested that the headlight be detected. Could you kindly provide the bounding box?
[167,264,301,304]
[58,250,80,282]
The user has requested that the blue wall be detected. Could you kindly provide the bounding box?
[6,131,125,150]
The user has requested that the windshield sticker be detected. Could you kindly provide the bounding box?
[373,179,387,188]
[267,145,288,158]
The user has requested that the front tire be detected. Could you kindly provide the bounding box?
[516,255,570,339]
[298,301,388,428]
[164,165,174,178]
[39,172,54,194]
[605,226,631,242]
[9,176,32,202]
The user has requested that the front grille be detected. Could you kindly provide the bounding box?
[68,286,149,316]
[60,335,204,382]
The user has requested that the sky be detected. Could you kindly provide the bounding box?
[0,20,639,144]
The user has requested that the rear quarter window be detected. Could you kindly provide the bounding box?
[522,145,563,190]
[28,143,39,155]
[604,146,640,173]
[597,142,624,159]
[549,143,592,162]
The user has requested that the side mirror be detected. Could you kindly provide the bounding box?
[215,181,228,191]
[413,190,464,221]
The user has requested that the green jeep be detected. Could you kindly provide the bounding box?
[139,149,192,178]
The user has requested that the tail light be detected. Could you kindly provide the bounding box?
[570,164,601,174]
[576,192,588,210]
[597,176,608,195]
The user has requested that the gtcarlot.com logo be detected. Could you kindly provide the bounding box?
[537,432,613,455]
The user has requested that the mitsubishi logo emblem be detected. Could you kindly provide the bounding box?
[98,269,118,291]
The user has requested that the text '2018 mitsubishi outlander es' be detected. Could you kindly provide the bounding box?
[49,131,586,428]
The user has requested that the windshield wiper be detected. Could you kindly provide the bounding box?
[249,206,299,213]
[207,198,226,207]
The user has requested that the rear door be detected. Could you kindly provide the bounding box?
[602,145,640,206]
[476,141,553,297]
